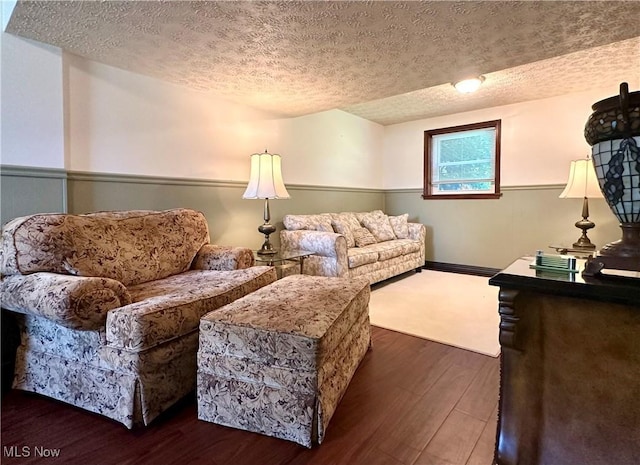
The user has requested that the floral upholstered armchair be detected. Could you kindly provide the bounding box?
[0,208,276,427]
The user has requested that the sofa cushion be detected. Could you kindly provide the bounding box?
[354,210,384,224]
[389,214,410,239]
[331,220,355,248]
[362,213,396,242]
[347,248,379,268]
[396,239,422,254]
[315,222,335,233]
[352,227,377,247]
[1,209,209,287]
[335,213,362,231]
[330,213,360,248]
[106,266,277,351]
[367,242,406,261]
[283,214,333,232]
[192,245,254,271]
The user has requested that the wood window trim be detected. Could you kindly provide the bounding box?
[423,119,502,200]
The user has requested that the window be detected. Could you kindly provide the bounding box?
[423,120,501,199]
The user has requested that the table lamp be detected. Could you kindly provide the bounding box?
[559,156,603,250]
[242,150,290,255]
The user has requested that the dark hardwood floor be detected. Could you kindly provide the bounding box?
[1,327,499,465]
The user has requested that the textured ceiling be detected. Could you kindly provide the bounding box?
[6,1,640,125]
[346,37,640,125]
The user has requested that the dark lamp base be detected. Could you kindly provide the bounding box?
[584,223,640,275]
[599,223,640,260]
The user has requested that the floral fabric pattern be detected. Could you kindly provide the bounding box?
[282,214,334,232]
[389,214,410,239]
[354,209,384,223]
[1,273,131,330]
[331,212,362,230]
[197,275,371,447]
[331,219,356,248]
[361,242,396,261]
[2,208,279,428]
[330,212,361,248]
[347,248,379,268]
[12,320,199,428]
[315,222,335,233]
[353,227,378,247]
[1,209,210,286]
[281,211,426,284]
[280,230,347,258]
[192,245,254,270]
[349,252,422,283]
[108,267,277,350]
[394,238,422,254]
[317,312,370,441]
[361,213,396,242]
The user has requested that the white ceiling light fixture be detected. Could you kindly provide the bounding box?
[453,76,485,93]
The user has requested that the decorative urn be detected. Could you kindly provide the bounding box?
[584,82,640,272]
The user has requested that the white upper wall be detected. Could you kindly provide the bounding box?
[1,28,384,188]
[65,53,282,181]
[66,55,384,187]
[1,30,65,169]
[382,83,640,189]
[278,109,384,188]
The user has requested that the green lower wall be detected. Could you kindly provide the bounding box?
[0,166,67,225]
[385,187,620,269]
[1,166,622,269]
[1,166,384,251]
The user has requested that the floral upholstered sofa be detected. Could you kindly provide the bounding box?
[0,208,276,428]
[280,210,425,284]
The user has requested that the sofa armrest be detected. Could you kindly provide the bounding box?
[0,272,131,330]
[280,230,347,258]
[407,223,426,242]
[192,245,254,271]
[280,230,349,278]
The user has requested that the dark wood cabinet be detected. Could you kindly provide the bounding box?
[489,258,640,465]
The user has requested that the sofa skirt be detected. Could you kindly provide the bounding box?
[12,323,199,428]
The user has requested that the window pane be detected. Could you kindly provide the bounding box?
[424,120,501,199]
[433,181,494,193]
[438,132,493,164]
[437,161,493,181]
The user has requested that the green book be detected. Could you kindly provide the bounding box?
[530,250,578,273]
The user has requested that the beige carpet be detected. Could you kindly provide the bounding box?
[369,270,501,357]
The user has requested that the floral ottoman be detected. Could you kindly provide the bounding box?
[196,275,371,447]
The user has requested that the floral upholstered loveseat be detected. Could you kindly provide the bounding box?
[0,208,276,428]
[280,210,425,284]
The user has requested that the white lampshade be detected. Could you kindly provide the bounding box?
[559,158,603,199]
[242,151,290,199]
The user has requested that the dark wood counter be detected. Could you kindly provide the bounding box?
[489,258,640,465]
